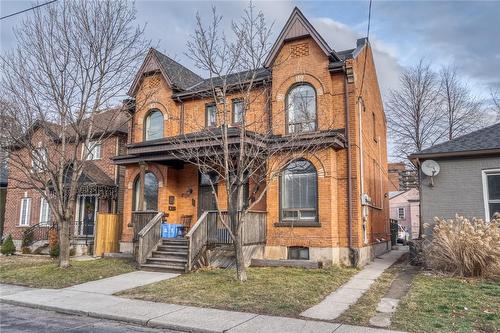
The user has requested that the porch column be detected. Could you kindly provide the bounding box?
[139,162,146,211]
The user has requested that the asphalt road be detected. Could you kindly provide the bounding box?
[0,303,181,333]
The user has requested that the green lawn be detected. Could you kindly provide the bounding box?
[118,266,357,317]
[392,274,500,333]
[0,255,136,288]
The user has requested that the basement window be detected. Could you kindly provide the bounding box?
[288,246,309,260]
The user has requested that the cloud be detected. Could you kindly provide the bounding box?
[311,17,403,98]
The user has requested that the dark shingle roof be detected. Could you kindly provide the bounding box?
[152,49,203,91]
[173,68,271,98]
[412,122,500,157]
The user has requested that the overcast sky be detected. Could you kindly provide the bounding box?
[1,0,499,101]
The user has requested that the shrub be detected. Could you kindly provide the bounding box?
[425,215,500,278]
[49,244,60,258]
[21,229,34,248]
[1,235,16,255]
[69,247,76,257]
[21,247,32,254]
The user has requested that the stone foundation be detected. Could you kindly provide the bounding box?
[263,241,391,267]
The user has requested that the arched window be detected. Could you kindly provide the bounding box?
[280,159,317,222]
[286,84,317,133]
[144,109,163,141]
[133,172,159,211]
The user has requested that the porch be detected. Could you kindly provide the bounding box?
[131,210,266,272]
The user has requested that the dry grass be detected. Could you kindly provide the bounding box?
[0,255,136,288]
[118,266,357,317]
[425,216,500,278]
[336,265,400,326]
[392,274,500,333]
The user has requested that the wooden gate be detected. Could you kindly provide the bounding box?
[94,214,120,256]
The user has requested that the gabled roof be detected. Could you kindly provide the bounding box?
[409,122,500,160]
[264,7,340,67]
[128,48,203,95]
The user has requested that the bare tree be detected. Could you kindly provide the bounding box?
[386,60,444,160]
[0,0,148,267]
[439,65,484,140]
[490,88,500,123]
[150,4,342,282]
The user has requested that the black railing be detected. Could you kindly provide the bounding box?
[22,223,52,248]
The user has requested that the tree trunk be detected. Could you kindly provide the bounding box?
[59,220,71,268]
[234,238,247,282]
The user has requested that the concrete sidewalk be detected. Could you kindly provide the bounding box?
[0,283,406,333]
[301,249,407,321]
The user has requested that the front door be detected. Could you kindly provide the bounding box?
[76,196,97,236]
[198,172,217,218]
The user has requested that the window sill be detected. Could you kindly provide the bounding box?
[274,221,321,227]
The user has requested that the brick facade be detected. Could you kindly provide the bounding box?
[4,123,127,246]
[118,9,390,266]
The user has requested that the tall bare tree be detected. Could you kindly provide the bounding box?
[386,60,444,160]
[439,65,484,140]
[490,88,500,123]
[0,0,149,267]
[155,4,341,281]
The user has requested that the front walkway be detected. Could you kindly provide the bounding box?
[0,251,408,333]
[301,248,407,320]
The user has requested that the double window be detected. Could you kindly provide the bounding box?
[85,141,101,160]
[286,84,316,133]
[280,159,318,222]
[206,104,217,127]
[483,170,500,221]
[19,197,31,226]
[144,109,163,141]
[133,172,159,211]
[39,198,51,226]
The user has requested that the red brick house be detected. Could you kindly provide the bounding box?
[114,7,390,271]
[3,109,128,254]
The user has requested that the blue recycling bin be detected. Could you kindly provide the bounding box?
[161,223,172,238]
[161,223,183,238]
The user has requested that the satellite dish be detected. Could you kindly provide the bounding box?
[421,160,440,177]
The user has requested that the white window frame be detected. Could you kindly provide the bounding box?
[19,197,32,226]
[32,147,47,172]
[398,207,405,219]
[482,168,500,222]
[86,141,101,160]
[39,197,51,226]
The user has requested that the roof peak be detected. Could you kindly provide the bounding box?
[264,6,340,67]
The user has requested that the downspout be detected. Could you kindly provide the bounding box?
[176,97,185,135]
[344,69,355,265]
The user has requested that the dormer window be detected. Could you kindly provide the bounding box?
[286,84,317,133]
[144,109,163,141]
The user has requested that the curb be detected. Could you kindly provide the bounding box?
[0,298,221,333]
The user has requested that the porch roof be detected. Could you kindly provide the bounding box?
[112,127,346,165]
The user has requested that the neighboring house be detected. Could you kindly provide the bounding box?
[389,188,420,239]
[3,110,128,253]
[409,122,500,234]
[388,162,418,192]
[113,7,390,270]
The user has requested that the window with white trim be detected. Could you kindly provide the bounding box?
[39,198,51,226]
[32,148,47,172]
[280,159,317,222]
[483,170,500,221]
[232,100,244,124]
[85,141,101,160]
[19,197,31,226]
[398,207,405,219]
